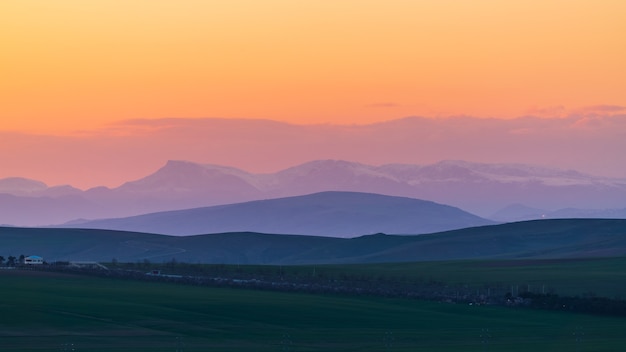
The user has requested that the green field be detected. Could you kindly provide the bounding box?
[1,268,625,351]
[308,257,626,298]
[117,256,626,299]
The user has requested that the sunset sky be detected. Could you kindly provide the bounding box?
[1,1,625,187]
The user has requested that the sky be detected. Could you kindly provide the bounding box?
[1,0,625,188]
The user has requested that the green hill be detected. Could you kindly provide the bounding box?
[2,219,626,264]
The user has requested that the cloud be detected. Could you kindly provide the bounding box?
[568,105,626,121]
[524,105,626,120]
[524,105,567,118]
[576,105,626,113]
[571,117,604,129]
[567,106,626,129]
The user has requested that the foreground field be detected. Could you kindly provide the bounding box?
[309,256,626,298]
[113,256,626,299]
[1,270,625,351]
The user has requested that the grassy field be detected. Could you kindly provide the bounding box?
[121,256,626,299]
[310,256,626,298]
[1,269,626,351]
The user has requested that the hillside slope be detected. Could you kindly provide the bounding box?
[3,219,626,264]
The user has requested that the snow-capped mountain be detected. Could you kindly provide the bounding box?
[0,177,48,195]
[1,159,625,227]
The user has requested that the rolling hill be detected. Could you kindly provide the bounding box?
[63,191,494,237]
[3,219,626,264]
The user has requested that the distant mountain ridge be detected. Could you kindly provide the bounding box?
[491,204,626,222]
[1,159,626,226]
[64,191,494,237]
[0,177,48,195]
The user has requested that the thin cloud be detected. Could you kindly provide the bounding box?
[577,105,626,113]
[566,105,626,129]
[524,105,626,119]
[568,105,626,119]
[524,105,567,118]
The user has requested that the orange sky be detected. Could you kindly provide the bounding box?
[1,0,625,134]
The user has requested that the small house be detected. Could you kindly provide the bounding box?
[24,255,44,265]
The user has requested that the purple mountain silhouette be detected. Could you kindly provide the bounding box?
[63,191,495,237]
[1,159,625,227]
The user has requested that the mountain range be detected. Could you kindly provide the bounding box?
[1,159,625,227]
[490,203,626,222]
[2,219,626,264]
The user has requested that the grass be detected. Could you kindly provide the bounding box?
[313,256,626,298]
[120,256,626,299]
[1,269,626,351]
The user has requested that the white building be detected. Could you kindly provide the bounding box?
[24,255,44,265]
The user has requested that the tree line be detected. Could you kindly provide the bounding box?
[0,254,28,266]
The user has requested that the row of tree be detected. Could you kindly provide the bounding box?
[520,292,626,317]
[0,254,27,266]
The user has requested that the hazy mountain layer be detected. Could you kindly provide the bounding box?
[63,191,494,237]
[1,159,626,226]
[491,204,626,222]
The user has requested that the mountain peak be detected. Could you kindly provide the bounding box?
[0,177,48,195]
